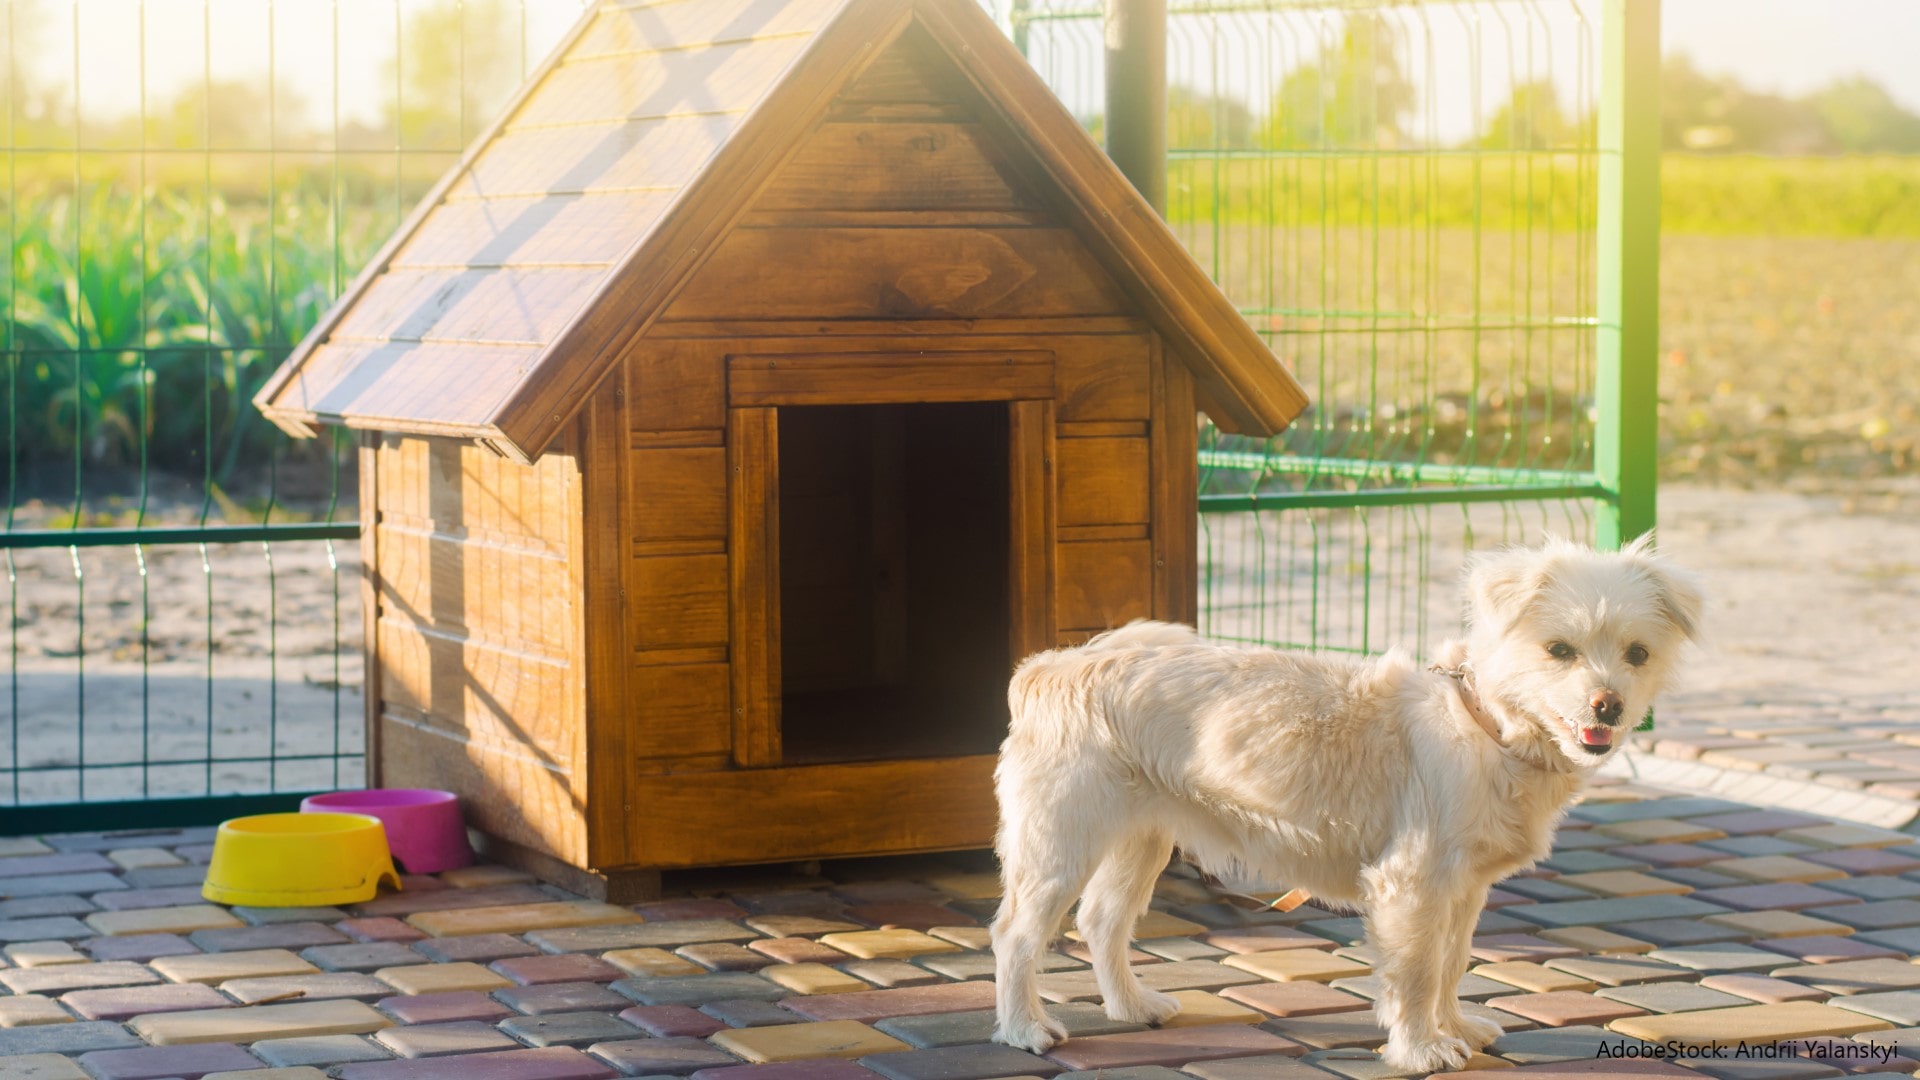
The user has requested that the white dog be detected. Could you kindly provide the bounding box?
[990,538,1701,1073]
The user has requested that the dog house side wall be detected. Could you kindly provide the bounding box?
[364,432,592,868]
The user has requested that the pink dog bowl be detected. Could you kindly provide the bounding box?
[300,789,473,874]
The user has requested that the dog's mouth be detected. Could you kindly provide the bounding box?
[1564,717,1614,755]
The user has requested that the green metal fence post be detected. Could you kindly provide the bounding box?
[1594,0,1661,550]
[1104,0,1167,215]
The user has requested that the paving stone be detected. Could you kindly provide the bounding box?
[1540,851,1651,875]
[1818,876,1920,901]
[1595,818,1729,844]
[1557,870,1694,898]
[376,1019,520,1058]
[745,916,866,939]
[1826,990,1920,1026]
[708,1019,907,1064]
[584,1036,740,1076]
[223,972,393,1004]
[0,874,127,899]
[234,906,350,927]
[1773,959,1920,996]
[1037,959,1262,1003]
[681,942,778,972]
[1199,926,1336,954]
[5,940,85,966]
[873,1002,1143,1050]
[498,981,631,1015]
[0,1020,143,1055]
[1571,797,1747,824]
[123,866,209,889]
[1507,895,1730,928]
[1181,1054,1355,1080]
[1134,937,1227,962]
[375,960,510,995]
[336,1046,621,1079]
[924,927,990,951]
[1705,836,1822,858]
[1156,989,1264,1027]
[205,1070,329,1080]
[1040,1024,1297,1072]
[1296,917,1368,945]
[1610,1001,1892,1046]
[86,905,244,936]
[1626,918,1752,947]
[702,999,806,1028]
[1595,982,1751,1014]
[0,917,94,943]
[1663,1060,1842,1080]
[1651,867,1745,890]
[376,990,514,1025]
[0,1053,88,1079]
[1690,811,1833,836]
[1056,1069,1189,1080]
[1220,980,1371,1018]
[1647,944,1800,974]
[337,918,429,945]
[73,1040,262,1078]
[1474,961,1597,993]
[494,952,624,985]
[1257,1011,1388,1050]
[302,942,425,973]
[753,938,852,966]
[153,949,318,985]
[615,972,789,1008]
[406,901,639,939]
[252,1034,392,1068]
[1709,856,1852,884]
[0,960,163,994]
[62,981,231,1021]
[501,1011,644,1049]
[1805,849,1920,876]
[107,848,185,872]
[0,896,99,919]
[1469,934,1585,964]
[1694,884,1861,913]
[618,1003,728,1038]
[129,999,392,1045]
[1609,843,1729,869]
[1325,972,1510,1003]
[0,853,117,879]
[1807,900,1920,932]
[349,885,550,919]
[190,921,348,953]
[844,904,975,934]
[764,963,869,996]
[1708,911,1856,939]
[1856,926,1920,953]
[1700,974,1832,1003]
[1498,877,1593,903]
[1485,991,1648,1026]
[842,958,944,988]
[1757,935,1903,964]
[0,994,75,1026]
[603,947,708,979]
[1482,1024,1660,1065]
[1779,825,1913,850]
[1543,956,1695,987]
[780,981,995,1023]
[691,1061,883,1080]
[1220,950,1369,983]
[83,933,200,963]
[817,930,959,961]
[547,922,766,956]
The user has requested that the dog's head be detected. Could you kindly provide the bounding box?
[1465,537,1702,767]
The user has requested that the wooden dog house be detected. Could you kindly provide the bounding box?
[256,0,1308,897]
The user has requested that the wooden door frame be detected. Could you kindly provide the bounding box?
[725,349,1057,769]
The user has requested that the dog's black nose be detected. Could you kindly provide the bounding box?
[1590,689,1624,725]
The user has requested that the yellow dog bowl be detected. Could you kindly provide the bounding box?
[202,812,402,907]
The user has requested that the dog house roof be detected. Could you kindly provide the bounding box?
[254,0,1310,464]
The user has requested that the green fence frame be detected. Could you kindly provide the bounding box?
[0,0,1662,827]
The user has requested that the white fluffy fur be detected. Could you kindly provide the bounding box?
[990,537,1702,1073]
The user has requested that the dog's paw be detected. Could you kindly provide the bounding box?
[1449,1012,1504,1049]
[993,1014,1068,1054]
[1380,1033,1472,1074]
[1105,987,1182,1026]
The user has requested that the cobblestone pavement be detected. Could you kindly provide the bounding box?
[8,780,1920,1078]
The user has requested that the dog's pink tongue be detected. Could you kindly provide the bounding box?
[1580,727,1613,747]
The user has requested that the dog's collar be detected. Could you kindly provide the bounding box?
[1430,661,1507,748]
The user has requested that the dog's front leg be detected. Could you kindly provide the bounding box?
[1431,883,1502,1050]
[1079,828,1180,1026]
[1367,868,1473,1074]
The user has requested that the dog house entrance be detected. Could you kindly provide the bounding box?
[776,402,1012,766]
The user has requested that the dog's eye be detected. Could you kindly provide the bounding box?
[1625,644,1649,666]
[1547,642,1576,660]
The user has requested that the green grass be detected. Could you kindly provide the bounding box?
[1164,152,1920,238]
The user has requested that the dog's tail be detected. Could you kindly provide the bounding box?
[1081,619,1202,651]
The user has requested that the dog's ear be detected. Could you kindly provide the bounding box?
[1623,535,1705,641]
[1465,547,1553,631]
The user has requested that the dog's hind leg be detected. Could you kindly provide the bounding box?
[991,790,1117,1053]
[1078,825,1179,1026]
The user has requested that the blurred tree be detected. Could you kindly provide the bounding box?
[1809,77,1920,152]
[1168,85,1256,150]
[386,0,527,150]
[1474,78,1586,150]
[1257,15,1414,149]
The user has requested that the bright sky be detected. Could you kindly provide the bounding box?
[1665,0,1920,112]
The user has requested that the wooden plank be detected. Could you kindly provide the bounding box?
[836,22,967,105]
[449,115,741,200]
[330,266,605,347]
[625,339,726,432]
[580,387,632,867]
[380,711,584,864]
[270,341,541,434]
[1056,333,1153,421]
[1008,400,1056,663]
[1060,524,1148,542]
[755,122,1029,213]
[665,228,1129,322]
[373,525,574,659]
[644,318,1147,339]
[629,554,728,650]
[726,351,1053,407]
[389,192,674,270]
[630,430,725,450]
[510,36,814,129]
[1151,339,1200,626]
[620,756,999,867]
[1056,539,1152,630]
[729,407,782,767]
[632,646,728,667]
[572,0,841,61]
[626,663,733,760]
[361,435,383,787]
[629,447,727,543]
[632,538,726,557]
[1058,421,1148,439]
[376,623,576,766]
[908,0,1311,436]
[1055,437,1150,527]
[738,209,1048,228]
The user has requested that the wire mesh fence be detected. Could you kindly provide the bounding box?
[1,0,1640,812]
[1001,0,1612,657]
